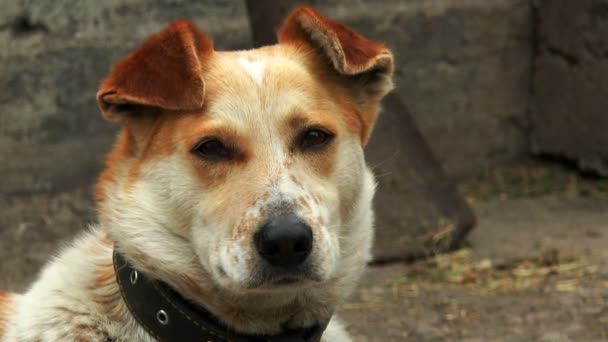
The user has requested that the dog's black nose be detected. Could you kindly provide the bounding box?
[255,214,313,268]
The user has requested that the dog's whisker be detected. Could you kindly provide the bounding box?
[373,171,393,179]
[369,150,400,171]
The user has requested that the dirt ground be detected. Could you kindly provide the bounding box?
[1,166,608,341]
[340,166,608,341]
[340,197,608,341]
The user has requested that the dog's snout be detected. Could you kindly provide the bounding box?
[255,214,313,268]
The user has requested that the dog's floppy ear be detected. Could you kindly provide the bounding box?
[97,20,213,123]
[278,6,393,144]
[278,6,394,99]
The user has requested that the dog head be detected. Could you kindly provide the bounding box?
[96,7,392,297]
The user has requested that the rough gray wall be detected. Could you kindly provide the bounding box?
[0,0,250,194]
[0,0,533,195]
[532,0,608,175]
[324,0,533,178]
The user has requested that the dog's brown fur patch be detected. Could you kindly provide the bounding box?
[0,291,14,337]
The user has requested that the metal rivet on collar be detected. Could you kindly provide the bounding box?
[130,270,138,284]
[156,309,169,325]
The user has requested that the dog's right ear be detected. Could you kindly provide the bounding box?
[277,6,393,145]
[97,21,213,124]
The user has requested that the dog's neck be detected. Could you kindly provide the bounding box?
[97,239,337,337]
[112,249,330,341]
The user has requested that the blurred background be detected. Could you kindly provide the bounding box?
[1,0,607,340]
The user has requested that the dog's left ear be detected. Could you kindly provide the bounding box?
[97,20,213,124]
[278,7,394,143]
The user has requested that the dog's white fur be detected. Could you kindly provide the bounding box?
[1,7,393,342]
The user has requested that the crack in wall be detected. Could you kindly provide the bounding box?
[545,45,581,66]
[525,0,540,156]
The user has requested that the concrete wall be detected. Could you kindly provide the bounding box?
[354,0,532,178]
[531,0,608,175]
[0,0,534,196]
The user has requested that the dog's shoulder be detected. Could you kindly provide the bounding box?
[3,229,137,341]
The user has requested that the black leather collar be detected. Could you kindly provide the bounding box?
[113,250,329,342]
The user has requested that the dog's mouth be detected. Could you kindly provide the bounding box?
[247,264,323,290]
[273,276,303,285]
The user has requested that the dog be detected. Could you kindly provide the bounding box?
[0,6,393,341]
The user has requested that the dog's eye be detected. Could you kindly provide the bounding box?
[299,129,333,151]
[192,139,232,161]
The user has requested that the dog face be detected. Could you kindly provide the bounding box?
[96,7,393,294]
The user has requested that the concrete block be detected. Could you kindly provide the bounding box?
[532,0,608,175]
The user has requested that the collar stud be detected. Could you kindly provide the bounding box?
[156,309,170,325]
[130,270,138,284]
